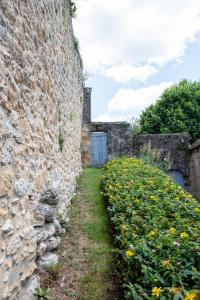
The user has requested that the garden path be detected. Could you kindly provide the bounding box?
[40,168,121,300]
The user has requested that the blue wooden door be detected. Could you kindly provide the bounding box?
[167,170,186,190]
[91,132,108,166]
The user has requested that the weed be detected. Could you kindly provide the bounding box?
[34,287,50,299]
[59,130,64,152]
[70,0,77,18]
[47,262,62,280]
[74,37,79,51]
[140,140,171,171]
[69,111,76,121]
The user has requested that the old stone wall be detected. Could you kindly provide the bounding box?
[132,134,190,182]
[189,139,200,201]
[0,0,83,299]
[91,122,133,159]
[81,89,190,175]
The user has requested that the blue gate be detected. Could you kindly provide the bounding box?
[91,132,108,166]
[167,170,186,190]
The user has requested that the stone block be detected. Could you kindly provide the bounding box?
[14,179,29,197]
[0,169,13,197]
[2,219,14,237]
[54,219,65,236]
[39,188,59,205]
[35,223,55,244]
[17,275,39,300]
[44,236,60,251]
[0,144,12,165]
[37,252,58,268]
[7,235,21,255]
[36,242,46,257]
[36,203,55,223]
[32,211,45,227]
[20,227,35,241]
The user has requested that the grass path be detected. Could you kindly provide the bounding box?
[41,168,121,300]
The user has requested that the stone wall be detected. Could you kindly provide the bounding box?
[91,122,133,159]
[0,0,83,299]
[189,139,200,201]
[81,89,190,176]
[132,134,191,182]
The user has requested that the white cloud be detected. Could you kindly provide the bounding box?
[105,64,158,83]
[74,0,200,83]
[95,81,173,121]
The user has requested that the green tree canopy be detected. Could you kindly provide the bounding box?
[139,80,200,142]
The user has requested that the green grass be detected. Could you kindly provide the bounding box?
[82,168,110,243]
[41,167,121,300]
[79,168,119,300]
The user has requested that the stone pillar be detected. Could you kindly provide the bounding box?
[83,87,92,124]
[81,88,92,166]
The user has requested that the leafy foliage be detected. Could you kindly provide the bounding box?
[102,157,200,299]
[70,0,77,18]
[139,80,200,142]
[131,117,141,135]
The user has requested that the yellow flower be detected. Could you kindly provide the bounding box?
[126,250,135,257]
[194,208,200,213]
[184,292,198,300]
[134,199,140,204]
[148,230,157,238]
[162,260,171,268]
[150,195,157,201]
[152,287,163,298]
[169,227,176,234]
[180,232,189,239]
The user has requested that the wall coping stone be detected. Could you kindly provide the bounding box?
[190,139,200,150]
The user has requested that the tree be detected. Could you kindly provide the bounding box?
[139,80,200,142]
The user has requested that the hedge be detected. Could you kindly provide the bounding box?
[102,158,200,300]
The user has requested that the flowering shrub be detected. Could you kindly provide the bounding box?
[102,158,200,300]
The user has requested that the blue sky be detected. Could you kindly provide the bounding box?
[74,0,200,121]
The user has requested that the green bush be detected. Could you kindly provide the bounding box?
[139,80,200,143]
[102,157,200,300]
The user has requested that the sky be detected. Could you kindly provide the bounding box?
[73,0,200,122]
